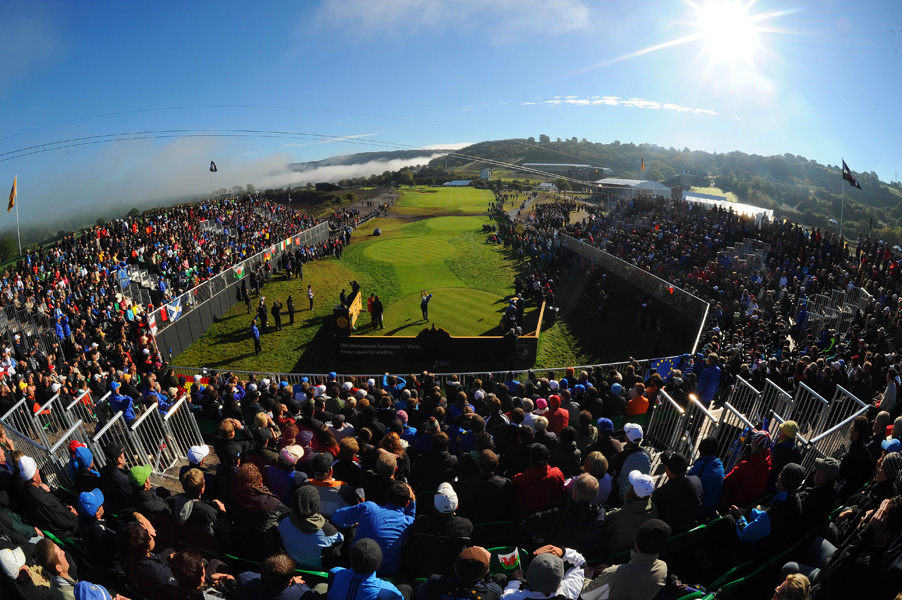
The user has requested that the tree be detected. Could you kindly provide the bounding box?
[554,178,572,191]
[127,207,140,218]
[246,184,256,193]
[539,134,550,143]
[96,218,105,226]
[527,137,536,144]
[0,236,17,262]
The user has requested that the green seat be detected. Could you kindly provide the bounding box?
[197,418,219,435]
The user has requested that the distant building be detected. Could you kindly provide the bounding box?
[595,177,671,198]
[523,163,613,180]
[443,180,472,187]
[537,182,559,192]
[480,168,493,180]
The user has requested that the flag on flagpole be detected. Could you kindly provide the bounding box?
[209,161,218,173]
[7,175,16,212]
[842,159,861,190]
[640,154,645,171]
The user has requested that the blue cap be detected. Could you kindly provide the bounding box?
[882,438,902,453]
[279,381,289,388]
[74,581,112,600]
[597,418,614,434]
[77,488,104,517]
[329,371,337,379]
[574,384,586,394]
[301,377,309,383]
[110,381,120,390]
[611,383,622,395]
[72,446,94,470]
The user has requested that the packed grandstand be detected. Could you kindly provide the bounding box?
[0,190,900,600]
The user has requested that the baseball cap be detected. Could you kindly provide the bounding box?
[18,456,37,481]
[780,421,799,439]
[596,418,614,434]
[624,423,644,443]
[628,470,655,498]
[72,446,94,470]
[261,378,271,387]
[662,451,690,477]
[0,547,26,579]
[110,381,120,391]
[104,443,126,462]
[280,445,305,464]
[882,438,902,454]
[78,488,104,518]
[529,443,550,465]
[611,383,622,395]
[635,519,672,554]
[455,546,490,581]
[311,452,333,476]
[128,465,152,487]
[434,482,459,514]
[350,538,383,575]
[548,380,559,390]
[329,371,337,379]
[187,445,210,464]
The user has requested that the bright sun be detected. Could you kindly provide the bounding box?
[693,0,761,65]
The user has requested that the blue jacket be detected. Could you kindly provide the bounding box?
[687,454,725,517]
[696,364,722,404]
[331,501,416,576]
[278,517,343,571]
[327,568,403,600]
[109,393,136,422]
[251,324,260,340]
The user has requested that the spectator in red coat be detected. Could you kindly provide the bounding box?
[546,395,569,435]
[719,429,772,511]
[512,444,565,519]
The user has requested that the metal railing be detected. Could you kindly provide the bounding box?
[129,403,181,474]
[715,402,757,473]
[162,396,204,460]
[1,421,67,489]
[645,391,688,456]
[2,398,50,448]
[92,411,145,470]
[802,405,869,472]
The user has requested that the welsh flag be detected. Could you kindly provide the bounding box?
[497,549,520,570]
[234,264,245,279]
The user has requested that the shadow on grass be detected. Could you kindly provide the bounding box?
[201,352,260,369]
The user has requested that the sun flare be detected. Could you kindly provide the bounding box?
[693,0,762,65]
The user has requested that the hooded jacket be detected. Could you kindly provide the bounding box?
[512,465,565,519]
[720,449,771,510]
[545,397,569,435]
[278,486,343,571]
[599,496,659,556]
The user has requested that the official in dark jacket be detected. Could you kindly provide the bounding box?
[651,451,703,533]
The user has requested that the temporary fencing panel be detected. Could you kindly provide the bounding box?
[726,377,763,421]
[645,391,688,456]
[762,379,794,419]
[684,396,720,458]
[0,421,67,489]
[65,390,101,442]
[802,406,870,472]
[130,403,180,473]
[162,396,204,459]
[1,398,50,448]
[715,402,757,473]
[48,419,106,480]
[93,411,145,470]
[787,383,829,438]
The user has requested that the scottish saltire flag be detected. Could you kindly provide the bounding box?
[166,297,183,321]
[209,161,218,173]
[649,356,680,379]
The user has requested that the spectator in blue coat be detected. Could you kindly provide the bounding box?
[327,538,406,600]
[687,436,725,518]
[696,353,722,406]
[108,381,136,425]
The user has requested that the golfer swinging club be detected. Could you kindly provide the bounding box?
[421,289,433,321]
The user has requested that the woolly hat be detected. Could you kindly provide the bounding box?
[780,421,799,439]
[814,457,840,482]
[636,519,672,554]
[883,452,902,481]
[350,538,383,575]
[526,553,564,596]
[18,456,37,481]
[751,429,771,447]
[779,463,805,492]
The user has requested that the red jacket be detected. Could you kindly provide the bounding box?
[546,396,569,435]
[719,449,771,510]
[513,465,565,518]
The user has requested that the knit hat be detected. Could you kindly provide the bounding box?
[425,417,439,432]
[628,470,655,498]
[780,421,799,439]
[455,546,490,581]
[434,482,458,514]
[18,456,37,481]
[751,429,771,447]
[0,547,26,579]
[814,457,840,482]
[128,465,152,487]
[624,423,644,443]
[395,410,408,424]
[529,443,550,466]
[187,445,209,464]
[350,538,383,575]
[883,452,902,481]
[548,395,561,408]
[78,488,104,518]
[635,519,672,554]
[526,553,564,595]
[534,398,548,414]
[779,463,805,492]
[597,418,614,435]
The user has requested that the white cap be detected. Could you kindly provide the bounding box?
[18,456,37,481]
[624,423,644,443]
[248,383,257,391]
[51,383,61,393]
[434,482,459,514]
[367,378,376,387]
[315,384,327,396]
[261,378,271,387]
[342,382,353,391]
[549,380,559,390]
[474,389,485,401]
[280,445,305,464]
[0,547,26,578]
[194,375,202,382]
[187,445,210,464]
[142,348,150,355]
[355,389,367,400]
[628,470,655,498]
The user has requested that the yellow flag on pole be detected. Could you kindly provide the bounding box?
[7,175,16,212]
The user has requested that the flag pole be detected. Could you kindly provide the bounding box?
[14,176,21,255]
[840,174,844,240]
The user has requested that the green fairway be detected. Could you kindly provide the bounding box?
[391,186,494,216]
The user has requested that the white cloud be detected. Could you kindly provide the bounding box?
[525,95,719,116]
[417,142,474,150]
[312,0,594,39]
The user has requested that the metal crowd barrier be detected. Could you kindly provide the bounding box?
[645,391,689,457]
[48,419,107,476]
[727,377,762,420]
[65,390,100,442]
[715,402,757,473]
[1,398,50,448]
[93,411,145,470]
[802,405,870,472]
[130,402,181,473]
[684,396,720,457]
[0,421,68,489]
[762,379,793,419]
[162,396,204,460]
[787,383,830,438]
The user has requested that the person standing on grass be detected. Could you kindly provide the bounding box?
[373,296,384,330]
[421,290,433,321]
[368,293,375,326]
[272,299,283,331]
[251,319,261,354]
[287,295,295,326]
[308,285,314,310]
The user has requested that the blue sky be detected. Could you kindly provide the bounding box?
[1,0,899,226]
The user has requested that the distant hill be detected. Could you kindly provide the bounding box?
[290,149,457,171]
[431,138,902,242]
